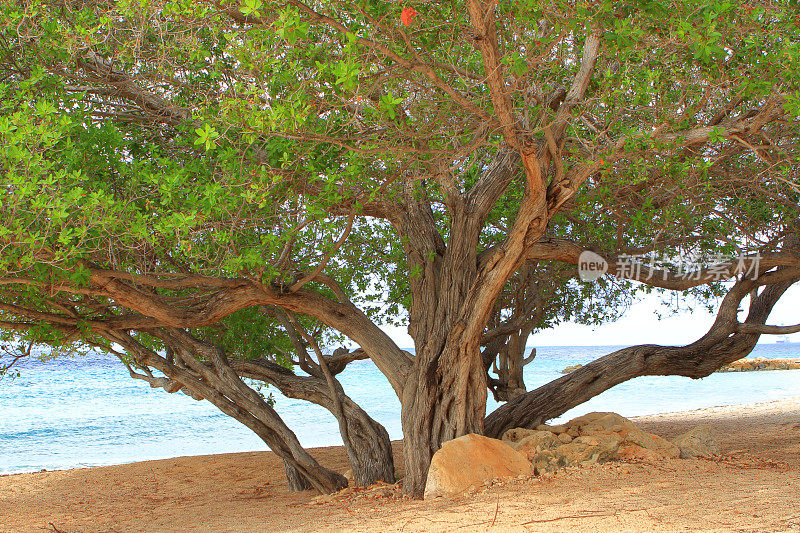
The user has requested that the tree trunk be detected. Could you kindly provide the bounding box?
[112,330,348,494]
[395,184,545,496]
[400,340,487,498]
[490,329,534,402]
[485,275,797,438]
[235,358,396,485]
[339,395,396,485]
[284,461,313,491]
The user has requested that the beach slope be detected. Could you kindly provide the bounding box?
[2,398,799,532]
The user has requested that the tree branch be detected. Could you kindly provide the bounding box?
[737,322,800,334]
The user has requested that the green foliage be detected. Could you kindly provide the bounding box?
[198,308,294,366]
[0,0,796,360]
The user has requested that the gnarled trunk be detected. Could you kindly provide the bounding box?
[400,338,488,497]
[112,330,347,494]
[284,461,312,491]
[236,357,395,486]
[485,274,798,438]
[487,332,535,402]
[339,395,396,485]
[395,154,547,496]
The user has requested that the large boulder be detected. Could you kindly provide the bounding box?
[424,434,532,498]
[671,425,719,458]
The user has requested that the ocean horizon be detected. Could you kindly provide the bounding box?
[2,343,798,475]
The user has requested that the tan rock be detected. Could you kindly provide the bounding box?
[514,432,561,460]
[567,412,637,435]
[556,432,621,466]
[624,428,680,458]
[671,425,719,458]
[617,444,663,462]
[530,450,562,475]
[521,412,684,477]
[536,424,567,434]
[573,435,599,446]
[424,434,532,498]
[502,427,539,445]
[515,430,560,451]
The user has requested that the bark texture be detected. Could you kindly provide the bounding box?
[485,272,799,438]
[236,357,395,486]
[284,461,313,491]
[110,329,348,494]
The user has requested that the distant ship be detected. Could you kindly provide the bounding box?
[776,336,791,344]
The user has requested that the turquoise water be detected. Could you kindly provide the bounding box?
[1,344,798,474]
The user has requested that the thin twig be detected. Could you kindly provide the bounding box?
[521,512,613,525]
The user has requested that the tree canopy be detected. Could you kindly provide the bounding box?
[1,0,799,496]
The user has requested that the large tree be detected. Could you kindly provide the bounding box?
[1,0,799,497]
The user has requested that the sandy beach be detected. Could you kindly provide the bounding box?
[2,398,799,533]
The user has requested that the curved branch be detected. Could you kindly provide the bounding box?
[485,270,800,438]
[289,209,356,293]
[523,238,800,290]
[552,28,602,139]
[737,322,800,334]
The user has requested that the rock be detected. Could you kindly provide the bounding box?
[717,357,800,373]
[505,412,686,478]
[566,412,637,434]
[562,432,623,465]
[623,427,680,459]
[616,444,663,462]
[537,424,567,434]
[671,425,719,458]
[514,431,561,460]
[557,432,573,444]
[530,450,563,475]
[502,427,540,445]
[517,430,560,449]
[424,434,532,498]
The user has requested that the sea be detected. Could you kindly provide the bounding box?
[1,344,798,475]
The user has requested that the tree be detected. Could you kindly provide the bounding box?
[1,0,799,497]
[133,308,397,488]
[485,240,800,438]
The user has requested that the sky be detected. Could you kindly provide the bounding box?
[381,285,800,349]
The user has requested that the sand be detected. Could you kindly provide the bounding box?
[2,398,799,532]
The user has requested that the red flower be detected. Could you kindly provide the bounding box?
[401,7,417,27]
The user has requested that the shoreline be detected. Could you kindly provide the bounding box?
[2,395,799,479]
[563,357,800,374]
[631,394,800,421]
[2,396,799,532]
